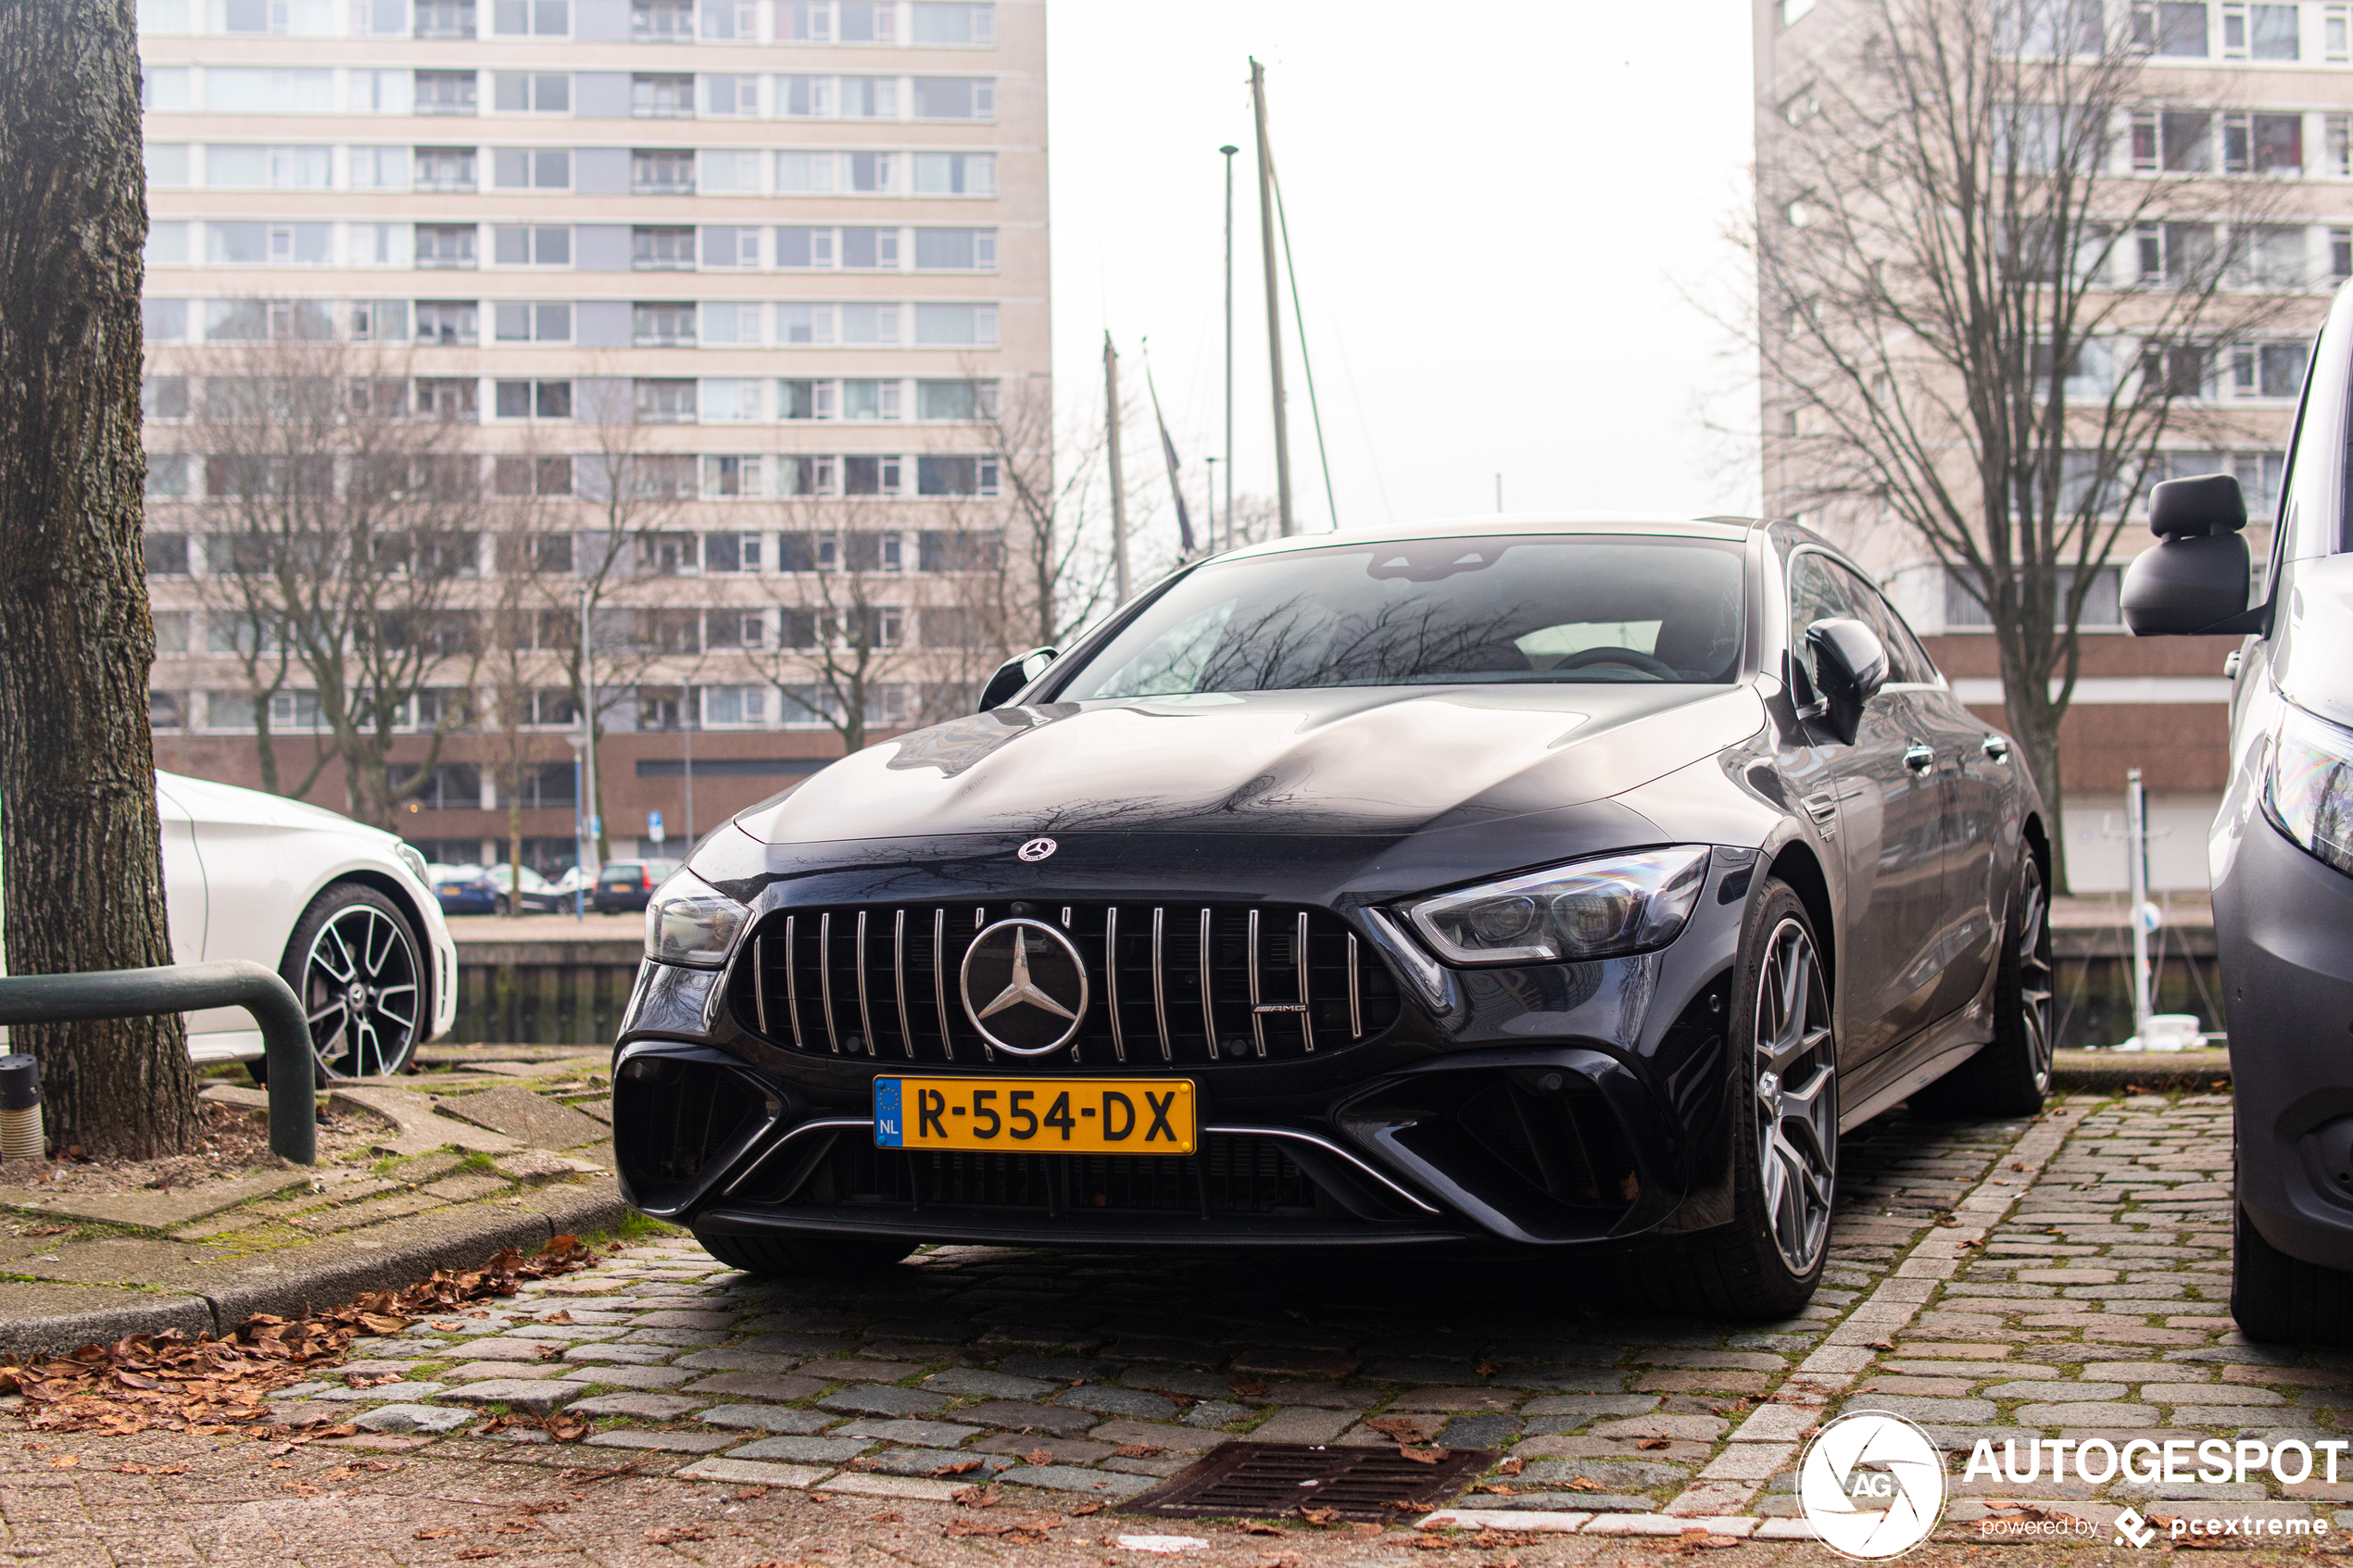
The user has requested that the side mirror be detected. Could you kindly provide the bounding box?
[1801,617,1888,746]
[2121,473,2259,636]
[977,646,1058,711]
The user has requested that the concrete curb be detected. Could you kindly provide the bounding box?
[0,1179,632,1359]
[2050,1047,2231,1094]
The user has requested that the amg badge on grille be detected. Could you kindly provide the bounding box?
[960,918,1090,1056]
[1017,837,1058,862]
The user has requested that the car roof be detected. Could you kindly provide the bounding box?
[1206,514,1761,567]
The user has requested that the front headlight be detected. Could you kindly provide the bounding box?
[395,843,430,886]
[2266,705,2353,878]
[1405,847,1712,965]
[645,869,750,968]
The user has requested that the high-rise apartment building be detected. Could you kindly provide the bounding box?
[1755,0,2347,889]
[134,0,1046,870]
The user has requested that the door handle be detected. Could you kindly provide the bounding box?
[1981,734,2010,762]
[1904,744,1936,774]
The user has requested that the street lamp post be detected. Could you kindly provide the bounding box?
[1219,143,1239,554]
[579,583,599,877]
[565,732,585,922]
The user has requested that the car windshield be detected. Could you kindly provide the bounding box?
[1057,535,1747,699]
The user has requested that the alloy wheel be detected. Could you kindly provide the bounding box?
[300,903,422,1079]
[2017,859,2056,1095]
[1755,916,1837,1275]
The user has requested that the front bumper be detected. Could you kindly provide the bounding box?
[2220,815,2353,1272]
[608,849,1758,1254]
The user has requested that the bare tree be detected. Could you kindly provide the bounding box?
[183,334,486,827]
[751,497,923,754]
[481,453,575,916]
[1754,0,2303,886]
[0,0,201,1156]
[971,371,1114,646]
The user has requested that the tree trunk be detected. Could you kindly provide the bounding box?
[0,0,200,1157]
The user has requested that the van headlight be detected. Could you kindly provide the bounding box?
[645,869,749,968]
[1404,847,1711,965]
[2266,706,2353,878]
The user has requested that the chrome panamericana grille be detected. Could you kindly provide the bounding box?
[730,903,1401,1066]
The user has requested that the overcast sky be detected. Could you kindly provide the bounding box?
[1044,1,1765,558]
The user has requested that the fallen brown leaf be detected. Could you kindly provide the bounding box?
[1296,1506,1341,1526]
[1637,1437,1671,1450]
[1069,1502,1106,1517]
[1230,1374,1268,1398]
[643,1526,711,1544]
[1241,1522,1287,1537]
[871,1512,900,1524]
[1474,1358,1499,1377]
[1113,1443,1162,1459]
[48,1453,78,1469]
[932,1459,984,1476]
[1400,1444,1447,1465]
[1566,1477,1605,1493]
[537,1310,573,1324]
[416,1528,459,1539]
[277,1478,320,1497]
[1494,1457,1524,1477]
[453,1549,503,1562]
[542,1412,588,1443]
[952,1484,1004,1510]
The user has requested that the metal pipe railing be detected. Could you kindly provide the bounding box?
[0,960,315,1163]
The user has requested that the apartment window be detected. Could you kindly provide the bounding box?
[702,0,755,34]
[416,224,478,269]
[2133,1,2211,53]
[2330,1,2351,57]
[213,0,335,31]
[778,226,837,269]
[493,72,571,113]
[415,377,480,420]
[840,0,895,39]
[348,146,409,189]
[493,456,573,495]
[414,0,474,36]
[1996,0,2102,53]
[493,224,572,265]
[634,379,698,421]
[145,299,190,343]
[2334,227,2353,281]
[2223,112,2303,173]
[780,456,837,495]
[912,3,992,44]
[494,301,572,341]
[632,73,695,117]
[203,144,332,188]
[843,378,900,420]
[918,529,1000,571]
[2233,340,2311,396]
[843,455,901,495]
[633,302,696,345]
[701,302,761,344]
[702,226,760,267]
[142,66,191,111]
[146,144,191,186]
[912,77,992,119]
[913,227,996,270]
[705,611,763,649]
[913,302,996,345]
[412,145,478,193]
[778,303,836,345]
[916,455,997,495]
[492,147,571,188]
[2331,115,2352,176]
[700,685,766,728]
[206,221,333,265]
[701,378,760,420]
[841,303,901,345]
[632,0,692,38]
[2133,109,2214,172]
[703,457,762,497]
[203,298,330,341]
[204,68,333,113]
[704,73,759,116]
[354,69,412,114]
[143,376,191,421]
[414,300,479,345]
[840,76,899,118]
[632,226,697,270]
[492,0,569,31]
[699,148,761,193]
[912,150,993,194]
[414,70,479,115]
[837,152,894,194]
[841,226,900,269]
[2138,220,2217,283]
[916,378,995,420]
[633,147,697,193]
[781,1,830,39]
[2140,342,2208,396]
[343,300,404,343]
[350,222,412,267]
[144,222,187,266]
[2222,1,2303,56]
[780,379,837,419]
[778,75,837,118]
[2231,223,2310,288]
[775,150,837,193]
[145,456,192,499]
[495,378,573,418]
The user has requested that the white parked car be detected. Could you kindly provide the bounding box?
[153,771,459,1078]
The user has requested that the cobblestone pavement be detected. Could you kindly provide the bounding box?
[2,1088,2343,1564]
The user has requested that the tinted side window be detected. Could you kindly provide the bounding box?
[1787,552,1862,699]
[1828,562,1936,685]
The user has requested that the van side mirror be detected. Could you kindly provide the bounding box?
[1801,617,1888,746]
[977,646,1058,711]
[2121,473,2261,636]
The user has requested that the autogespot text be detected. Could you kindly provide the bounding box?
[1967,1435,2347,1486]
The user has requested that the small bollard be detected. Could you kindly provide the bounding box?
[0,1055,40,1161]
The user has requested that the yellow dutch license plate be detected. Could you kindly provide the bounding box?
[875,1077,1197,1155]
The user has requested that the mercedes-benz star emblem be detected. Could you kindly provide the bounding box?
[1017,837,1058,862]
[960,918,1089,1056]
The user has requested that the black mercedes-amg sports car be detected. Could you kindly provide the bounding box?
[615,516,2051,1316]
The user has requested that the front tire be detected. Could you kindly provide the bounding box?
[696,1232,916,1278]
[261,883,428,1085]
[2233,1201,2353,1345]
[1935,851,2054,1117]
[1625,880,1837,1318]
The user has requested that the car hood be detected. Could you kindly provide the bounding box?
[736,684,1768,845]
[157,770,392,839]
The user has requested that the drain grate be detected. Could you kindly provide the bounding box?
[1118,1442,1495,1523]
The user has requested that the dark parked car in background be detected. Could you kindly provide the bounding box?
[428,864,498,917]
[595,859,679,914]
[486,862,566,915]
[611,517,2049,1318]
[2124,282,2353,1343]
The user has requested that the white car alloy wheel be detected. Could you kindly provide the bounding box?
[1755,915,1838,1276]
[297,892,424,1079]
